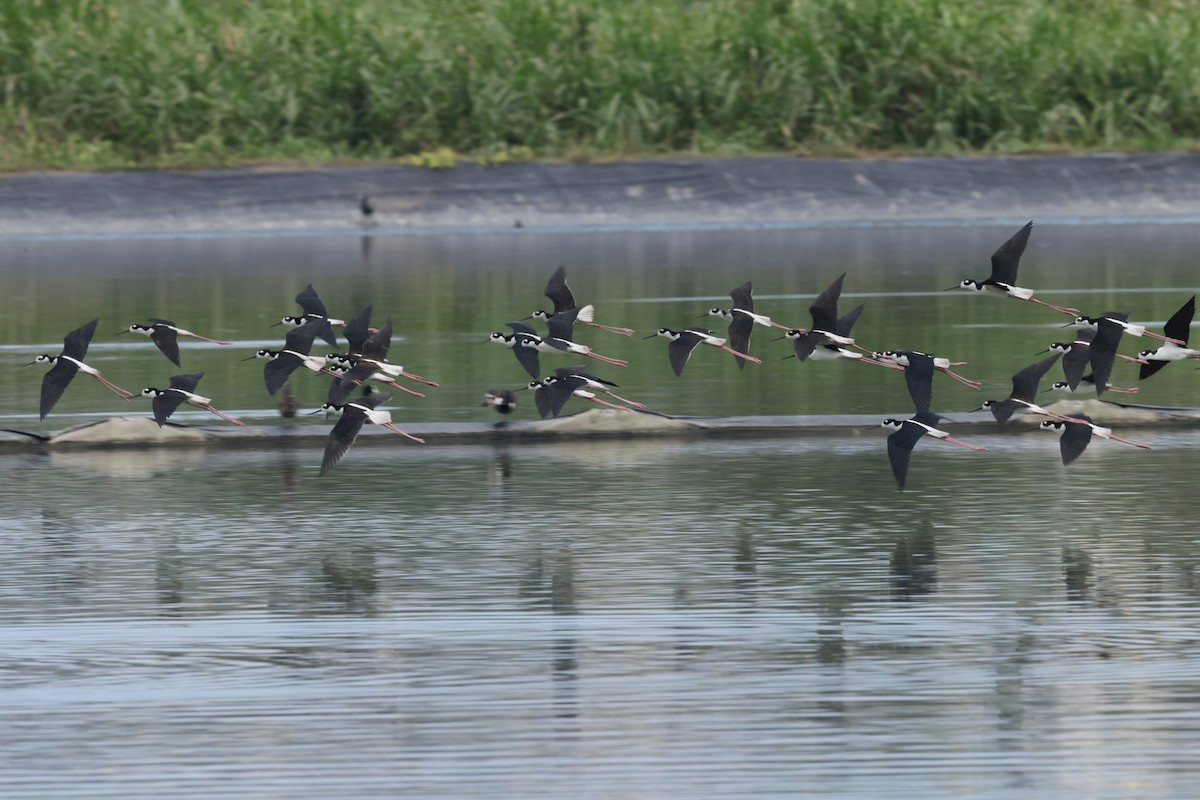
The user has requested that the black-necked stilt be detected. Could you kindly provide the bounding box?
[26,319,134,419]
[503,318,629,368]
[314,391,425,476]
[1137,295,1198,379]
[524,375,633,418]
[872,350,981,412]
[139,371,245,427]
[118,319,231,366]
[1045,375,1138,395]
[546,365,645,413]
[977,353,1082,424]
[1038,413,1151,455]
[1063,311,1137,395]
[645,327,762,376]
[246,319,327,395]
[1038,414,1097,465]
[530,265,633,336]
[778,304,895,368]
[326,316,435,403]
[1039,326,1145,391]
[488,329,545,379]
[946,221,1078,316]
[483,388,518,415]
[1069,310,1185,345]
[783,273,867,360]
[278,284,341,346]
[704,281,789,368]
[325,362,426,398]
[881,410,988,491]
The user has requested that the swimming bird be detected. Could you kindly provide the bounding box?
[946,221,1078,316]
[882,411,988,491]
[1137,295,1198,379]
[977,353,1082,424]
[118,319,232,366]
[530,265,633,336]
[26,319,134,418]
[247,320,327,395]
[705,281,789,368]
[314,390,425,476]
[645,327,762,376]
[483,388,518,415]
[278,284,341,346]
[872,350,981,412]
[1038,414,1151,455]
[139,371,245,427]
[360,194,375,224]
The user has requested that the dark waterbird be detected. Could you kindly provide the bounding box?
[529,265,633,336]
[946,221,1078,316]
[26,318,134,419]
[1137,295,1199,379]
[881,410,988,492]
[119,318,232,366]
[139,371,244,427]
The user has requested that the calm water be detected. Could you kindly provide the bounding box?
[2,224,1200,798]
[1,222,1199,429]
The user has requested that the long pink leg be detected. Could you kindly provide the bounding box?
[938,368,982,390]
[583,351,629,367]
[936,436,988,452]
[203,405,246,426]
[599,389,645,409]
[382,422,425,443]
[1137,329,1186,344]
[718,345,762,364]
[581,321,636,337]
[1103,384,1138,394]
[1117,354,1148,364]
[584,395,632,412]
[93,374,134,400]
[859,358,906,370]
[396,372,440,387]
[1107,433,1152,450]
[766,320,792,331]
[1025,298,1079,316]
[383,380,425,398]
[181,333,233,345]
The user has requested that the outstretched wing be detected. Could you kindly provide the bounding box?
[809,273,845,333]
[150,327,181,366]
[729,281,754,312]
[61,319,99,361]
[902,353,935,413]
[151,391,188,426]
[1163,295,1195,346]
[988,221,1032,285]
[39,360,78,420]
[295,284,328,317]
[543,266,576,313]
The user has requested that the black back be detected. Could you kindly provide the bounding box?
[899,351,935,413]
[987,221,1033,285]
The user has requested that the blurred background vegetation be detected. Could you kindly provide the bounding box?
[1,0,1198,170]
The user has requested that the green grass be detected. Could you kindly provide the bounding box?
[1,0,1199,170]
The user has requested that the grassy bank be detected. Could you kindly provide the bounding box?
[1,0,1199,170]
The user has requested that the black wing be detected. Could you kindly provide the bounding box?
[546,378,581,417]
[533,385,554,419]
[321,411,366,476]
[545,308,580,342]
[727,314,754,370]
[511,344,541,379]
[989,399,1020,424]
[886,419,933,492]
[1088,315,1128,395]
[506,320,539,336]
[264,356,302,396]
[988,221,1033,285]
[39,360,79,419]
[543,266,576,314]
[667,334,702,376]
[729,281,754,312]
[61,319,99,361]
[554,365,614,386]
[1139,358,1171,381]
[1058,414,1094,466]
[902,352,935,413]
[1163,295,1195,346]
[360,318,392,361]
[151,391,188,426]
[343,305,373,355]
[1010,353,1061,402]
[150,327,181,366]
[809,273,845,333]
[295,284,328,318]
[1062,340,1091,391]
[168,372,204,392]
[283,321,320,355]
[836,304,865,338]
[306,317,338,348]
[791,331,823,362]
